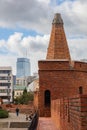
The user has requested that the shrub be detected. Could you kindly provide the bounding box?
[0,109,9,118]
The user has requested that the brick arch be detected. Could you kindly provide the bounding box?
[44,90,51,107]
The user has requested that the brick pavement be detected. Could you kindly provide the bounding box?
[37,117,59,130]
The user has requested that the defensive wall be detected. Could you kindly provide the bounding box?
[34,13,87,130]
[51,95,87,130]
[38,60,87,117]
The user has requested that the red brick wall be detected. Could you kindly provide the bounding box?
[51,95,87,130]
[36,13,87,129]
[34,91,38,110]
[51,99,61,129]
[38,60,87,117]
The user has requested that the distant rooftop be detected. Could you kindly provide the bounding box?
[17,58,30,62]
[14,85,26,90]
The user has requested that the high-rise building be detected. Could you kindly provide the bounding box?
[16,58,30,78]
[0,66,13,103]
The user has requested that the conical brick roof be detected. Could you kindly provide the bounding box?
[46,13,71,60]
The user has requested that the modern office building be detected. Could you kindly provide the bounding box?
[0,66,13,103]
[16,58,30,78]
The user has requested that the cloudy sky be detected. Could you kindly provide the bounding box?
[0,0,87,75]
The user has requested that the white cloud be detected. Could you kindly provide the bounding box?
[0,32,87,75]
[0,40,5,47]
[0,33,49,75]
[0,0,52,34]
[7,33,23,53]
[37,0,50,4]
[0,55,17,74]
[68,38,87,60]
[53,0,87,36]
[0,0,87,75]
[0,0,87,36]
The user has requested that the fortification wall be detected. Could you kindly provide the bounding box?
[39,60,87,72]
[34,91,38,110]
[38,60,87,116]
[51,95,87,130]
[39,61,87,98]
[39,60,70,70]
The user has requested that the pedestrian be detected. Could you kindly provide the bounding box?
[15,107,19,116]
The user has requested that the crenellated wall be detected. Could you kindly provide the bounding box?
[39,60,87,72]
[51,95,87,130]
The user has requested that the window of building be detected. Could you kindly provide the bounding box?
[20,92,21,95]
[0,89,7,93]
[0,83,11,86]
[0,70,11,74]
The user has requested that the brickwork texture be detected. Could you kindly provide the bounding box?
[34,13,87,130]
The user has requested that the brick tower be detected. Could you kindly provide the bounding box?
[38,13,72,117]
[36,13,87,130]
[46,13,71,60]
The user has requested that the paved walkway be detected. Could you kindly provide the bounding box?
[0,113,59,130]
[0,112,27,122]
[0,113,29,130]
[37,117,59,130]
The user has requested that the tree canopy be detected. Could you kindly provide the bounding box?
[14,88,34,104]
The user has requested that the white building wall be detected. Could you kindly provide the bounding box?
[0,67,13,103]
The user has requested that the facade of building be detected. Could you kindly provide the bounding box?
[0,66,13,103]
[16,58,30,78]
[13,75,16,86]
[14,86,26,99]
[16,76,37,87]
[27,78,39,92]
[34,13,87,130]
[14,78,39,99]
[16,77,27,86]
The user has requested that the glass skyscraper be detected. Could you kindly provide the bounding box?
[16,58,30,78]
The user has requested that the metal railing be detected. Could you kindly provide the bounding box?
[28,111,39,130]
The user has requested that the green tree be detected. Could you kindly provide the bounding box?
[14,88,34,104]
[23,87,27,95]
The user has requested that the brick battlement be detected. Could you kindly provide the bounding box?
[74,61,87,71]
[51,94,87,130]
[39,60,70,70]
[39,60,87,72]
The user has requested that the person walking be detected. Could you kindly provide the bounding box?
[15,107,19,116]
